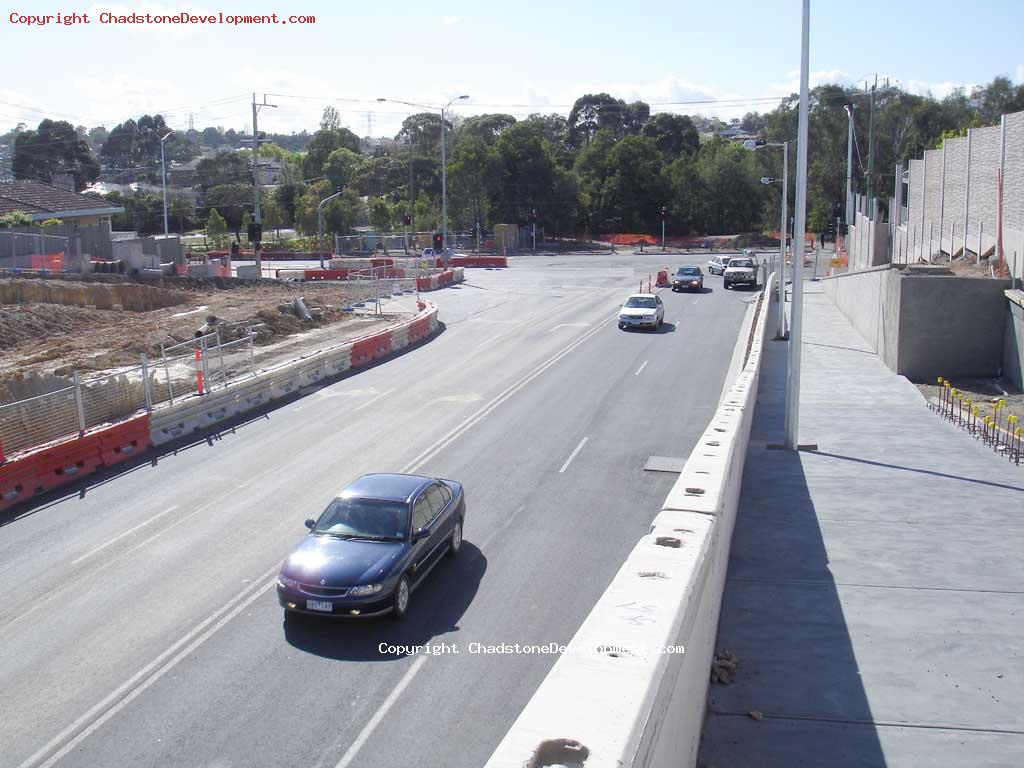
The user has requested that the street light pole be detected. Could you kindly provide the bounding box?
[745,138,788,339]
[844,105,854,227]
[159,130,173,237]
[785,0,811,451]
[318,189,343,269]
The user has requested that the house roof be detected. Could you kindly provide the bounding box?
[0,180,124,219]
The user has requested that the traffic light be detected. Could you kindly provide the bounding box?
[432,232,443,252]
[247,221,262,242]
[531,208,538,222]
[659,206,667,221]
[403,214,412,226]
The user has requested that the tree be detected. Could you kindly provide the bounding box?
[567,93,624,148]
[87,126,108,152]
[241,210,252,243]
[0,210,34,228]
[320,106,343,132]
[206,208,228,247]
[204,183,251,238]
[12,119,100,190]
[397,112,454,159]
[194,152,251,194]
[448,135,502,229]
[262,195,284,240]
[491,122,570,226]
[323,147,364,190]
[368,197,393,233]
[302,127,362,180]
[642,113,700,159]
[458,114,517,144]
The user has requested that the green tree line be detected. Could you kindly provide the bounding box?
[6,75,1022,238]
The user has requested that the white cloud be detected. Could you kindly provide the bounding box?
[442,16,464,25]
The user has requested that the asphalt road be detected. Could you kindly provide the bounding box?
[1,251,754,768]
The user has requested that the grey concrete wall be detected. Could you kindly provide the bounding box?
[823,269,1012,381]
[896,276,1011,381]
[821,266,900,370]
[1004,291,1024,390]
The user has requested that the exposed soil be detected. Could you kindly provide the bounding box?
[916,377,1024,426]
[0,276,410,402]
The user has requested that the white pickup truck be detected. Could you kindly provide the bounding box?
[723,256,758,290]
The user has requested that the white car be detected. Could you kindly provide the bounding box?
[723,256,758,289]
[707,255,733,275]
[618,293,664,330]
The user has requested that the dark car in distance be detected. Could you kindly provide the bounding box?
[277,473,466,620]
[672,266,704,292]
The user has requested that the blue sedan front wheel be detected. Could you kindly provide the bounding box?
[392,575,410,621]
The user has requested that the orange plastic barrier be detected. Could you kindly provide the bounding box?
[351,333,393,368]
[31,436,105,494]
[29,252,65,271]
[97,416,153,467]
[304,269,350,281]
[0,454,41,512]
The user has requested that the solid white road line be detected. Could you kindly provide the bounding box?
[17,566,280,768]
[353,387,397,412]
[634,360,649,376]
[558,437,589,474]
[70,505,180,565]
[332,656,429,768]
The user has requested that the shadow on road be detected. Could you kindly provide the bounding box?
[620,322,677,335]
[282,542,487,662]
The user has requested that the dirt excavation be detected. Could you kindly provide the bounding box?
[0,275,409,403]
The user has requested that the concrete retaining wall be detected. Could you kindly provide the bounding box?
[822,267,1012,380]
[485,277,773,768]
[1002,290,1024,390]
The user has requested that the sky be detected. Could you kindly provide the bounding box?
[1,0,1022,138]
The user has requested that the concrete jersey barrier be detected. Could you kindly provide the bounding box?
[485,276,774,768]
[148,301,439,448]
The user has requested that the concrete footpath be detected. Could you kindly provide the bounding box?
[699,282,1024,767]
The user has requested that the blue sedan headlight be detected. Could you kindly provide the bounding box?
[278,574,300,589]
[349,583,384,596]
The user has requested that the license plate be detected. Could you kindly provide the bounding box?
[306,600,333,612]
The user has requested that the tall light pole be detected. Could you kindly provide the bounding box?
[159,130,173,237]
[318,188,343,269]
[377,95,469,264]
[844,105,854,227]
[786,0,811,451]
[745,138,788,339]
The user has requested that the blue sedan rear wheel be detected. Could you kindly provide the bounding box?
[448,518,463,557]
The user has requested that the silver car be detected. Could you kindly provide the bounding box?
[707,255,733,275]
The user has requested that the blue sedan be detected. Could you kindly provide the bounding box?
[277,473,466,620]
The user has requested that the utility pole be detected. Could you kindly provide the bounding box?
[866,76,877,200]
[250,93,277,280]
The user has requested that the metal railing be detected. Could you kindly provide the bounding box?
[0,331,257,458]
[931,378,1022,466]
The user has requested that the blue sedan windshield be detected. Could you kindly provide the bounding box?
[315,497,409,540]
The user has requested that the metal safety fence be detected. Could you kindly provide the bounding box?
[931,378,1023,466]
[0,331,257,458]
